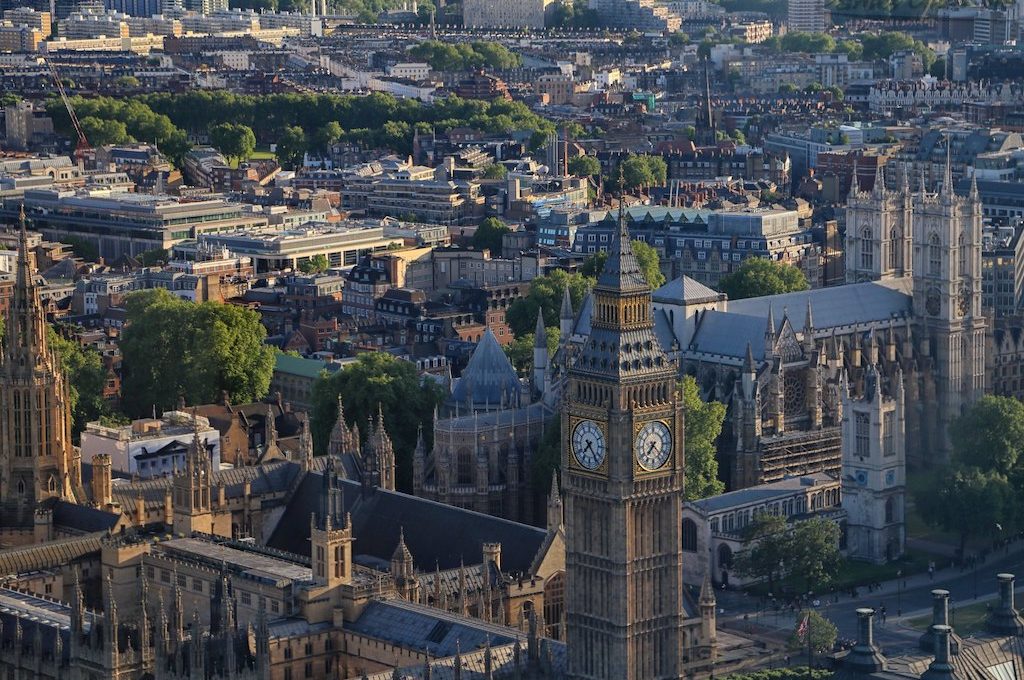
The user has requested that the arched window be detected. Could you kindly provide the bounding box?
[888,228,902,270]
[885,498,896,524]
[860,228,874,270]
[717,544,733,569]
[543,572,565,640]
[456,448,473,485]
[682,519,698,552]
[958,234,967,277]
[929,234,942,275]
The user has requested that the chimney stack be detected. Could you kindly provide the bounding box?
[842,608,886,674]
[921,625,956,680]
[919,590,951,652]
[986,573,1024,636]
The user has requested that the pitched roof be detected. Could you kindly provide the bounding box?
[652,275,721,305]
[450,329,522,408]
[267,473,547,575]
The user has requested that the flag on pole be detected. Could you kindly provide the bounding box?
[797,613,809,640]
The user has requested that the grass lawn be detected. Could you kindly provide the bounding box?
[908,600,991,635]
[250,149,276,160]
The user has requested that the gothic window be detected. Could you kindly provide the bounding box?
[717,544,733,569]
[888,228,902,270]
[929,234,942,275]
[784,374,806,417]
[682,519,698,552]
[47,476,56,493]
[710,518,719,534]
[543,572,565,640]
[17,479,25,495]
[855,412,870,457]
[885,498,895,523]
[456,448,473,485]
[958,234,966,277]
[860,229,874,270]
[883,411,895,456]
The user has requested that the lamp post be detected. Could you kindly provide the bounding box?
[897,570,903,617]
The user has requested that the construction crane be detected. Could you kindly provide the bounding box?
[43,56,90,159]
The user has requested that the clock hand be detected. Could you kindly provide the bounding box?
[584,440,594,454]
[647,441,657,456]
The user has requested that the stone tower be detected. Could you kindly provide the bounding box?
[311,455,353,587]
[0,208,82,516]
[845,155,985,461]
[562,197,687,679]
[362,404,396,491]
[840,365,906,564]
[172,419,214,535]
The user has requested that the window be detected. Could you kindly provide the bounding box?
[284,647,293,660]
[885,498,895,523]
[855,412,870,457]
[860,228,874,270]
[883,411,895,456]
[240,591,252,606]
[888,228,902,270]
[682,519,698,552]
[305,662,313,678]
[929,234,942,275]
[958,234,966,277]
[193,579,203,593]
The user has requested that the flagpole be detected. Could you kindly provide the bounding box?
[807,610,812,679]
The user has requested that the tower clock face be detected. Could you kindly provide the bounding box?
[571,420,606,471]
[635,421,672,471]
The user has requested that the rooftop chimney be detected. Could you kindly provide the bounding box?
[921,625,957,680]
[919,590,953,652]
[986,573,1024,636]
[842,608,886,674]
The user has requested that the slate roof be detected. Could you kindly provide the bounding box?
[652,275,722,305]
[0,532,107,575]
[450,329,523,408]
[267,473,548,575]
[48,499,123,533]
[348,599,518,658]
[688,280,913,360]
[691,472,836,514]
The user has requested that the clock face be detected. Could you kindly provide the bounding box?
[635,421,672,471]
[855,470,868,486]
[925,288,941,316]
[885,470,896,487]
[572,420,606,471]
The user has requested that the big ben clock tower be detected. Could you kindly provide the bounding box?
[563,200,687,679]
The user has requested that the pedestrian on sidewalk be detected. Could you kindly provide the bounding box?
[880,605,887,625]
[928,562,935,580]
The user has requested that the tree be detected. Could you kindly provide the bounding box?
[309,352,444,491]
[914,467,1015,557]
[719,258,809,300]
[788,610,838,660]
[275,125,307,170]
[788,517,843,592]
[680,375,726,500]
[949,395,1024,476]
[313,121,344,151]
[567,154,601,179]
[120,289,275,416]
[733,513,790,593]
[472,217,511,256]
[532,416,561,489]
[298,253,329,274]
[580,239,666,288]
[621,154,667,191]
[48,328,110,441]
[506,269,591,337]
[209,122,256,165]
[481,163,507,180]
[504,327,561,373]
[113,75,141,89]
[79,117,131,146]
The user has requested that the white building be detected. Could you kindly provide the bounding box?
[840,366,907,564]
[80,410,221,479]
[388,62,431,80]
[462,0,552,28]
[788,0,826,33]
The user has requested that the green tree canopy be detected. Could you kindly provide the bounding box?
[313,121,344,151]
[580,240,666,289]
[506,269,591,337]
[567,154,601,179]
[620,154,667,190]
[680,375,726,500]
[719,258,809,300]
[481,163,507,180]
[120,289,275,416]
[209,122,256,165]
[79,117,131,146]
[48,328,110,441]
[309,352,444,491]
[275,125,307,170]
[788,610,838,659]
[472,217,511,256]
[298,253,329,274]
[949,395,1024,475]
[733,512,790,592]
[788,517,843,592]
[408,40,522,71]
[504,327,560,373]
[914,466,1015,556]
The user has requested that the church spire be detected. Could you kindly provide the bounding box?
[7,203,48,368]
[942,134,954,201]
[596,171,648,295]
